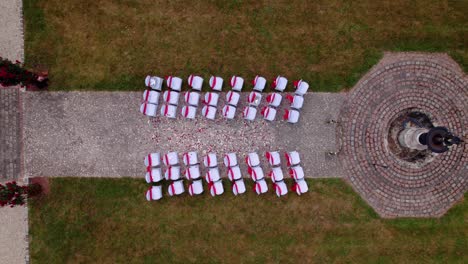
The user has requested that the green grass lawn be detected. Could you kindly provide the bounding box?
[29,178,467,263]
[24,0,467,91]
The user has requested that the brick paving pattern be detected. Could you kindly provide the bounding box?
[0,88,21,181]
[338,53,468,218]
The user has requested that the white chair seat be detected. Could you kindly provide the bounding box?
[140,103,157,117]
[188,179,204,196]
[201,105,217,120]
[203,153,218,168]
[247,91,262,106]
[163,152,179,166]
[269,167,284,182]
[165,166,181,181]
[145,76,163,91]
[160,104,177,118]
[209,180,224,196]
[205,167,221,183]
[183,151,198,166]
[266,93,282,107]
[188,75,204,91]
[209,76,224,91]
[223,153,238,167]
[145,168,163,183]
[226,91,240,106]
[222,105,236,119]
[284,109,300,124]
[184,165,201,180]
[232,179,246,195]
[265,151,281,167]
[246,152,260,167]
[248,166,265,181]
[163,90,180,105]
[294,79,309,96]
[290,95,304,109]
[166,76,182,91]
[144,153,161,168]
[243,106,257,121]
[285,151,301,167]
[168,180,185,196]
[261,106,277,121]
[204,92,219,107]
[293,179,309,195]
[143,90,160,104]
[181,105,197,119]
[254,179,268,195]
[227,165,242,181]
[273,180,288,197]
[230,76,244,91]
[289,166,304,181]
[146,186,163,201]
[184,91,200,106]
[252,75,266,92]
[273,76,288,92]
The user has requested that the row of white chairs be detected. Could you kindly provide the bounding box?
[284,151,309,195]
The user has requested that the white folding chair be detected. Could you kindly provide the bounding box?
[226,91,240,106]
[163,152,179,166]
[145,167,163,183]
[243,106,257,121]
[188,179,204,196]
[143,90,160,105]
[145,75,163,91]
[165,165,181,181]
[285,151,301,167]
[184,91,200,106]
[252,75,266,92]
[269,167,284,182]
[201,105,217,120]
[144,153,161,168]
[204,92,219,107]
[146,186,163,201]
[223,153,238,167]
[181,105,197,119]
[289,166,304,181]
[209,76,223,91]
[273,75,288,92]
[293,79,309,96]
[292,179,309,195]
[265,151,281,167]
[254,179,268,195]
[227,165,242,181]
[184,165,201,180]
[168,180,185,196]
[166,76,182,91]
[160,104,177,118]
[283,109,300,124]
[188,74,204,91]
[266,93,282,107]
[246,152,260,167]
[140,103,157,117]
[273,180,288,197]
[232,179,246,195]
[248,166,265,181]
[203,153,218,168]
[286,94,304,110]
[222,105,236,119]
[205,167,221,183]
[163,90,180,105]
[230,76,244,91]
[247,91,262,107]
[261,106,277,121]
[209,180,224,196]
[183,151,198,166]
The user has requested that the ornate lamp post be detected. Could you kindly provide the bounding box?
[399,126,462,153]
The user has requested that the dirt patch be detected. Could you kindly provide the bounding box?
[29,177,50,195]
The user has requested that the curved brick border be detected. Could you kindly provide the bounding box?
[338,52,467,218]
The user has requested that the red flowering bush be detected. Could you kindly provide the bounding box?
[0,181,42,208]
[0,57,48,89]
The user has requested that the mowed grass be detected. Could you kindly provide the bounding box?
[24,0,467,91]
[29,178,467,263]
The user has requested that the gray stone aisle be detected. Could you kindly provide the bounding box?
[23,91,346,178]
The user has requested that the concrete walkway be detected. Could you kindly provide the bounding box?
[23,91,345,178]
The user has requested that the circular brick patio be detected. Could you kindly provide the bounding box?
[338,53,467,218]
